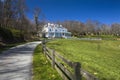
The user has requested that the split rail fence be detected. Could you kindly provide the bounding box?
[41,41,98,80]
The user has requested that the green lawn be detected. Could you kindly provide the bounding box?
[47,39,120,80]
[33,45,62,80]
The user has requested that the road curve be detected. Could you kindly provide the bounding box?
[0,41,41,80]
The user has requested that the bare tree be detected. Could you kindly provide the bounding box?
[61,20,86,37]
[100,24,111,35]
[2,0,13,27]
[85,20,96,35]
[111,23,120,36]
[0,0,4,27]
[34,7,41,32]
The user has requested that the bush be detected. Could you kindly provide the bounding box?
[0,27,24,43]
[0,27,14,43]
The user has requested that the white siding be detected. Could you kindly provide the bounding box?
[42,23,71,38]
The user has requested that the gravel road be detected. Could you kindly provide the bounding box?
[0,41,41,80]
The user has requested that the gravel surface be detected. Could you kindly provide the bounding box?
[0,41,41,80]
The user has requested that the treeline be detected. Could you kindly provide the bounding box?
[0,0,44,43]
[0,0,120,42]
[56,20,120,38]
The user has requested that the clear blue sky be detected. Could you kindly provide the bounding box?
[26,0,120,24]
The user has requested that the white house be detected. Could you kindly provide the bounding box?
[42,23,71,38]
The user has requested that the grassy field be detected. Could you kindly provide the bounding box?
[33,45,62,80]
[47,39,120,80]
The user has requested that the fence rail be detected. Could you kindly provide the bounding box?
[41,41,98,80]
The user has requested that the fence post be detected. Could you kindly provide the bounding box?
[52,50,55,68]
[42,44,44,53]
[42,44,46,55]
[73,62,82,80]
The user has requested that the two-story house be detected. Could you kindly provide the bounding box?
[42,23,71,38]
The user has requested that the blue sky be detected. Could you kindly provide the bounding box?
[26,0,120,24]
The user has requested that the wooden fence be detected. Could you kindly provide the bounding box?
[41,41,98,80]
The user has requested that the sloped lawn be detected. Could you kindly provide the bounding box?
[47,39,120,80]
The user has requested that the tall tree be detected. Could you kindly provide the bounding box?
[111,23,120,36]
[34,7,41,32]
[100,24,110,35]
[16,0,27,29]
[3,0,13,27]
[85,20,96,35]
[0,0,3,27]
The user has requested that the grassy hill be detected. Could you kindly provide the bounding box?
[47,39,120,80]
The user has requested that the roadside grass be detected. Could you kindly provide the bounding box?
[47,39,120,80]
[33,45,62,80]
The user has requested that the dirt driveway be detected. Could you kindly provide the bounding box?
[0,41,41,80]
